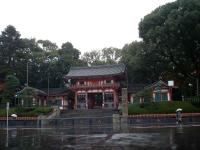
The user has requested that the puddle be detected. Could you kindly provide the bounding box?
[0,126,200,150]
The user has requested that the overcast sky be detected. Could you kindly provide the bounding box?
[0,0,175,53]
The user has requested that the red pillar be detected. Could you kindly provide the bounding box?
[115,90,119,109]
[113,90,118,109]
[75,91,77,109]
[86,92,88,109]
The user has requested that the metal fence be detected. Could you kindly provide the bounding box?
[185,96,200,105]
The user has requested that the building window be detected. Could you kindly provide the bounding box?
[77,94,86,103]
[105,80,113,84]
[79,81,85,85]
[162,93,168,101]
[155,93,161,102]
[155,92,168,101]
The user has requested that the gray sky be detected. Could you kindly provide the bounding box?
[0,0,175,53]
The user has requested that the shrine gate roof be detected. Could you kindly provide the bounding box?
[65,64,126,79]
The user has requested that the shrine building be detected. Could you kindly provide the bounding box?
[64,64,126,109]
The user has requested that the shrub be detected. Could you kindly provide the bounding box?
[134,88,153,103]
[0,107,53,117]
[128,101,200,115]
[32,107,53,115]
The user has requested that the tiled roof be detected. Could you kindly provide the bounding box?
[64,64,126,79]
[17,86,47,96]
[42,88,69,96]
[145,80,177,89]
[149,80,169,88]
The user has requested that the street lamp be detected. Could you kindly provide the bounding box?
[6,102,9,147]
[5,102,17,148]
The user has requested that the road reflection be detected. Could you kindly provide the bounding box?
[0,126,200,150]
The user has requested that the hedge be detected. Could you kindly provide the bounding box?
[128,101,200,115]
[0,107,53,117]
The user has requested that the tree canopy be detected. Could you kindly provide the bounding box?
[0,25,85,89]
[81,47,121,66]
[0,75,20,104]
[139,0,200,95]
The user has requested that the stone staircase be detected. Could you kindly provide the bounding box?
[59,109,114,118]
[38,109,115,129]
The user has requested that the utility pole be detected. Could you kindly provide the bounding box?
[6,102,9,147]
[48,75,49,96]
[27,62,28,87]
[197,78,199,96]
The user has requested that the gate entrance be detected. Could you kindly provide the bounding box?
[88,93,103,109]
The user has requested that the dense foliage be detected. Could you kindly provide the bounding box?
[139,0,200,95]
[81,47,121,66]
[0,107,53,117]
[0,75,20,104]
[0,26,86,88]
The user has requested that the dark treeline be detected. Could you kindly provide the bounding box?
[0,25,85,88]
[0,0,200,98]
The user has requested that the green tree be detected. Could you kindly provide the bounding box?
[56,42,84,87]
[139,0,200,96]
[121,41,168,84]
[59,42,80,60]
[0,75,20,104]
[82,50,105,66]
[0,25,87,89]
[0,25,25,76]
[134,88,153,103]
[37,40,58,52]
[81,47,121,66]
[101,47,121,64]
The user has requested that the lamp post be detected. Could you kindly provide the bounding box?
[14,94,18,106]
[6,102,9,147]
[6,102,9,130]
[196,78,199,96]
[27,62,29,87]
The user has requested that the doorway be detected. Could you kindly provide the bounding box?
[88,93,103,109]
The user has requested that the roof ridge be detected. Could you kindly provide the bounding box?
[144,80,168,89]
[70,63,125,70]
[65,63,125,78]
